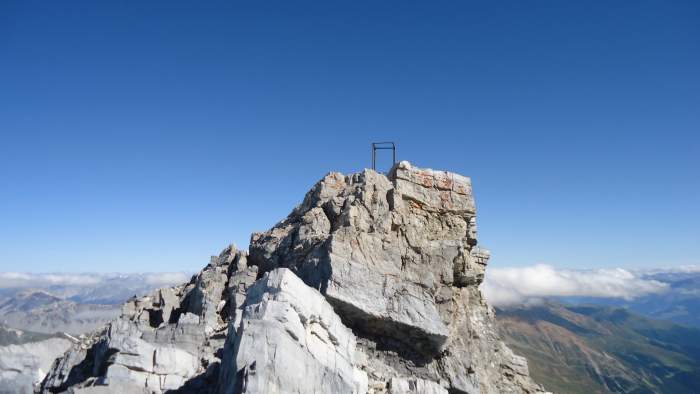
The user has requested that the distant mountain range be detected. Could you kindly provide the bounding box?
[0,324,57,348]
[0,272,190,335]
[0,272,190,305]
[561,270,700,328]
[497,302,700,393]
[0,269,698,393]
[0,290,119,335]
[0,273,186,393]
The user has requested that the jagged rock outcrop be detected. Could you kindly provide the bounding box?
[0,335,76,394]
[41,246,258,393]
[248,161,540,393]
[41,161,544,394]
[217,268,367,394]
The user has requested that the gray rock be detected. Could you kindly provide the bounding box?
[42,162,545,394]
[249,161,543,393]
[249,166,454,356]
[41,246,255,394]
[388,377,448,394]
[0,336,74,394]
[218,268,367,394]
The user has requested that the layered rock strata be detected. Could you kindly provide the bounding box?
[42,162,543,394]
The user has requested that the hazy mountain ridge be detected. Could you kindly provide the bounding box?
[497,302,700,393]
[0,256,696,392]
[0,276,185,394]
[0,289,120,335]
[0,272,191,306]
[483,265,700,330]
[0,273,191,336]
[0,272,698,393]
[0,324,57,347]
[561,270,700,328]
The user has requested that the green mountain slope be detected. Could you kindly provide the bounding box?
[496,303,700,393]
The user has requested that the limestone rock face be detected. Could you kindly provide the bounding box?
[249,161,541,393]
[42,162,544,394]
[217,268,367,394]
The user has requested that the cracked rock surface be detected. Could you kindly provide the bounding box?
[41,162,545,394]
[217,268,367,394]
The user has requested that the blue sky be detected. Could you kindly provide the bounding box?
[1,1,698,273]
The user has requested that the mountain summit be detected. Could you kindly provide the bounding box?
[41,162,544,394]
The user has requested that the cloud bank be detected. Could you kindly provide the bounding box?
[144,272,191,286]
[0,272,189,290]
[0,266,680,308]
[482,264,669,307]
[638,265,700,275]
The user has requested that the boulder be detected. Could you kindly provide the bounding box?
[218,268,367,394]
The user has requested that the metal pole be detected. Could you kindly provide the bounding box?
[372,142,377,171]
[371,142,396,172]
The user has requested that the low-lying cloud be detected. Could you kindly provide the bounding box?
[144,272,191,286]
[0,266,678,308]
[0,272,103,288]
[639,265,700,274]
[0,272,188,289]
[482,264,669,307]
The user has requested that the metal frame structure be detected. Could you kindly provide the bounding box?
[371,142,396,171]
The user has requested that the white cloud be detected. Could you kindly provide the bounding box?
[637,265,700,274]
[482,264,669,307]
[144,272,191,286]
[0,272,189,289]
[0,273,102,288]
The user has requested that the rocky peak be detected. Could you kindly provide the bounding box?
[249,161,487,356]
[41,162,544,394]
[248,161,538,393]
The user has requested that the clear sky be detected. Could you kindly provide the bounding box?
[1,1,698,273]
